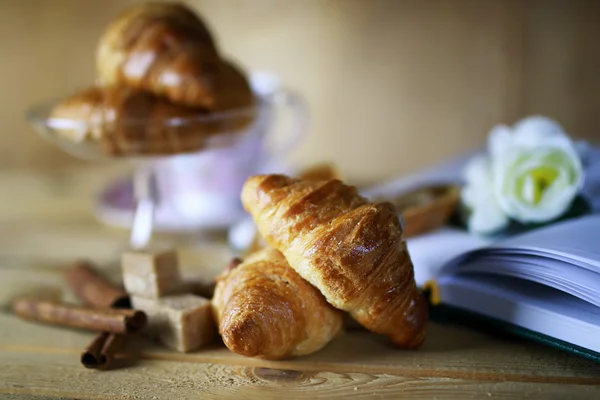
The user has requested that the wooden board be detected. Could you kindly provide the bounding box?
[1,168,600,399]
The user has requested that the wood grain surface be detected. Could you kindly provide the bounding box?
[1,167,600,399]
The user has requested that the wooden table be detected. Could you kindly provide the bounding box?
[1,167,599,399]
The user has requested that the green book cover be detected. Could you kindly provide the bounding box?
[423,288,600,364]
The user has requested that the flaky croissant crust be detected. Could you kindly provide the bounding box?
[212,248,343,359]
[96,2,221,108]
[51,56,255,156]
[49,85,217,156]
[242,175,428,349]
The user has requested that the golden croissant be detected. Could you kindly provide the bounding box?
[97,2,242,109]
[241,175,428,349]
[49,85,209,156]
[244,164,344,257]
[50,65,254,157]
[212,247,343,359]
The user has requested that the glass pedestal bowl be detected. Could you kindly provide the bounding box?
[26,81,307,250]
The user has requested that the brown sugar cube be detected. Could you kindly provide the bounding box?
[122,249,182,298]
[131,294,215,352]
[130,295,165,340]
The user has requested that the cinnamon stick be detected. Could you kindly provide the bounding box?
[12,298,146,334]
[81,332,125,370]
[65,261,130,309]
[81,332,110,368]
[64,262,131,370]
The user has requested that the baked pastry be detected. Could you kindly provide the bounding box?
[96,2,218,108]
[243,164,344,257]
[50,86,206,156]
[208,60,255,113]
[51,2,256,157]
[50,77,253,156]
[97,2,250,110]
[241,175,428,349]
[212,247,343,359]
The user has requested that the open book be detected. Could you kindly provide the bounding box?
[362,148,600,362]
[407,216,600,361]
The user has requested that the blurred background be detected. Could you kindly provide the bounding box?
[1,0,599,183]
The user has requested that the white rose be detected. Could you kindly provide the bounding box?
[489,116,584,223]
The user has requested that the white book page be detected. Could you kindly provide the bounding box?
[460,256,600,307]
[438,274,600,353]
[407,228,491,286]
[493,215,600,273]
[438,215,600,306]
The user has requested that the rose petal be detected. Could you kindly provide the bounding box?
[463,154,492,185]
[461,158,509,235]
[488,124,513,161]
[502,185,577,222]
[498,153,582,223]
[512,116,570,149]
[521,174,536,205]
[461,185,477,208]
[467,195,509,235]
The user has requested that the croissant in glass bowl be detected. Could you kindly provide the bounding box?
[48,67,254,157]
[96,2,223,109]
